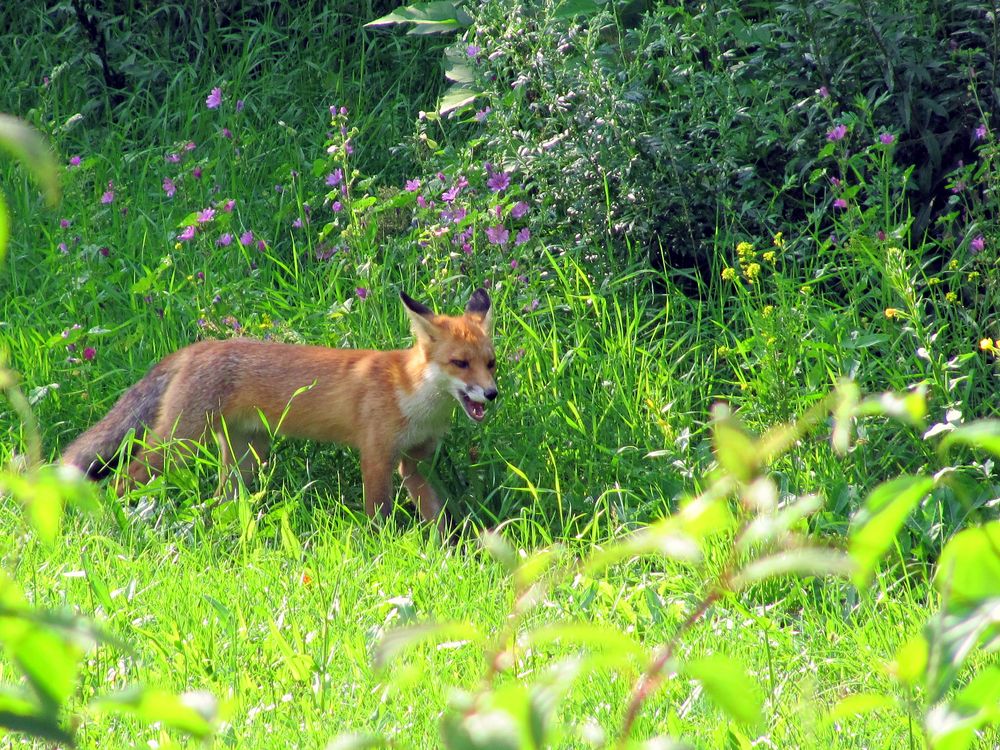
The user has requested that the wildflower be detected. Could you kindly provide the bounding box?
[736,241,754,259]
[221,199,235,212]
[884,308,901,319]
[877,230,886,241]
[68,155,81,167]
[184,141,196,151]
[928,277,941,286]
[292,218,303,229]
[772,231,784,248]
[975,123,988,141]
[197,208,216,223]
[515,227,531,245]
[162,177,176,197]
[356,287,368,300]
[744,263,761,283]
[236,99,245,112]
[405,179,421,192]
[326,170,343,187]
[462,242,472,255]
[166,153,181,163]
[101,182,115,204]
[100,247,109,257]
[879,133,895,145]
[980,338,996,353]
[239,230,254,246]
[762,305,774,318]
[827,124,848,141]
[721,267,737,282]
[206,87,223,109]
[511,201,530,219]
[948,259,959,270]
[968,271,981,283]
[60,218,70,229]
[466,44,480,57]
[221,127,232,139]
[217,233,233,247]
[970,235,985,254]
[344,140,353,155]
[178,225,196,241]
[442,185,460,203]
[332,201,343,213]
[475,107,491,123]
[58,242,68,253]
[192,167,203,179]
[417,195,428,209]
[762,251,776,263]
[830,176,840,187]
[833,198,848,209]
[486,167,511,193]
[945,291,958,303]
[817,86,830,98]
[82,347,96,361]
[486,226,509,246]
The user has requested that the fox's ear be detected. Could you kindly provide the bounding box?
[465,288,493,332]
[400,290,438,341]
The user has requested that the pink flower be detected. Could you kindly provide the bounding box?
[184,141,196,151]
[206,87,223,109]
[221,199,236,212]
[221,127,232,139]
[192,167,203,179]
[879,133,895,145]
[515,227,531,245]
[58,242,68,253]
[326,169,343,187]
[356,286,368,300]
[178,225,196,241]
[82,347,96,361]
[292,218,303,229]
[68,155,81,167]
[217,233,233,247]
[442,185,460,203]
[405,179,421,192]
[332,201,343,213]
[833,198,848,209]
[827,124,848,142]
[162,177,176,197]
[417,195,428,209]
[817,86,830,98]
[511,201,530,219]
[240,230,254,246]
[971,235,985,254]
[197,208,215,223]
[101,190,114,204]
[486,167,511,192]
[975,124,988,141]
[166,153,181,163]
[60,218,71,228]
[486,226,509,246]
[475,108,491,123]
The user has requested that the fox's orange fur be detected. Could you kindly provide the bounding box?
[61,289,497,528]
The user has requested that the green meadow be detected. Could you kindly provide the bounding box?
[1,2,998,748]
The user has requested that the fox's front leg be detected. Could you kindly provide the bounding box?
[360,451,395,519]
[399,442,448,533]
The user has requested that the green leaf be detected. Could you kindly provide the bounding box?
[730,548,854,589]
[10,626,81,710]
[553,0,605,18]
[0,193,9,262]
[365,2,473,34]
[0,114,61,207]
[940,420,1000,458]
[824,693,896,724]
[83,554,114,612]
[684,654,763,727]
[711,404,759,482]
[935,523,1000,604]
[438,84,482,115]
[527,622,646,662]
[849,476,934,586]
[0,688,74,746]
[93,687,216,738]
[373,622,481,671]
[326,734,389,749]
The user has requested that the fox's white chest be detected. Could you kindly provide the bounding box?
[396,364,456,450]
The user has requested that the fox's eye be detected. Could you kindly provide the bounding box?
[487,359,496,370]
[451,359,469,369]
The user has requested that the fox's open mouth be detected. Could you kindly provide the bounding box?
[459,392,487,422]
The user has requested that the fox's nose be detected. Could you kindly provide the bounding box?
[485,388,498,401]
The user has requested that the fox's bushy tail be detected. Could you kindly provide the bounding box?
[61,358,176,479]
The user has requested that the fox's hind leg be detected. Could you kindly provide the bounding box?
[215,428,270,498]
[399,442,447,533]
[115,408,214,495]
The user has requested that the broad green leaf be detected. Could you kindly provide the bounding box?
[855,388,926,426]
[553,0,605,18]
[824,693,896,724]
[10,626,81,710]
[940,420,1000,458]
[438,84,481,115]
[892,634,928,686]
[373,622,480,671]
[93,687,216,738]
[365,2,473,34]
[527,622,646,661]
[711,404,759,482]
[849,475,934,586]
[0,194,8,261]
[0,114,61,206]
[935,523,1000,603]
[831,379,860,454]
[327,734,389,750]
[922,600,1000,702]
[684,655,763,728]
[0,686,73,746]
[730,548,854,589]
[82,554,113,612]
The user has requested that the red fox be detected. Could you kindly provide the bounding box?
[61,289,497,529]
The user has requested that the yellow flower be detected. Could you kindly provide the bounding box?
[945,291,958,303]
[744,263,761,283]
[762,251,776,263]
[948,260,959,270]
[980,338,995,352]
[722,267,737,282]
[967,271,981,282]
[773,232,785,248]
[800,285,812,296]
[761,305,774,318]
[884,308,901,319]
[765,335,777,347]
[928,277,941,286]
[716,345,731,357]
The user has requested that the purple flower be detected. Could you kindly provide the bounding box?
[197,208,216,223]
[68,155,81,168]
[971,234,985,254]
[82,347,96,361]
[475,108,491,123]
[239,230,254,246]
[206,87,223,109]
[101,188,115,205]
[486,226,509,246]
[184,141,196,151]
[332,201,343,213]
[486,167,511,193]
[236,99,245,112]
[192,167,203,179]
[879,133,895,145]
[466,44,480,57]
[817,86,830,98]
[827,124,848,142]
[221,127,233,139]
[58,242,68,253]
[417,195,428,209]
[256,239,266,252]
[405,178,421,192]
[292,217,303,229]
[833,198,848,209]
[178,225,197,241]
[356,286,368,300]
[975,124,988,141]
[166,153,181,163]
[510,259,518,269]
[515,227,531,245]
[60,218,71,228]
[326,169,343,187]
[442,185,460,203]
[511,201,529,219]
[830,176,841,187]
[162,177,176,197]
[217,233,233,247]
[221,199,235,212]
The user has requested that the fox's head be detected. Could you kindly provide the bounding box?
[401,288,498,422]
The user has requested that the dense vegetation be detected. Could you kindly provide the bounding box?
[0,0,998,747]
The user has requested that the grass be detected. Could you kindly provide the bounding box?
[0,2,997,748]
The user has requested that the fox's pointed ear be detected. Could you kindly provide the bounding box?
[465,288,493,332]
[400,290,438,342]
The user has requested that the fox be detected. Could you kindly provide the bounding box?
[61,288,498,530]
